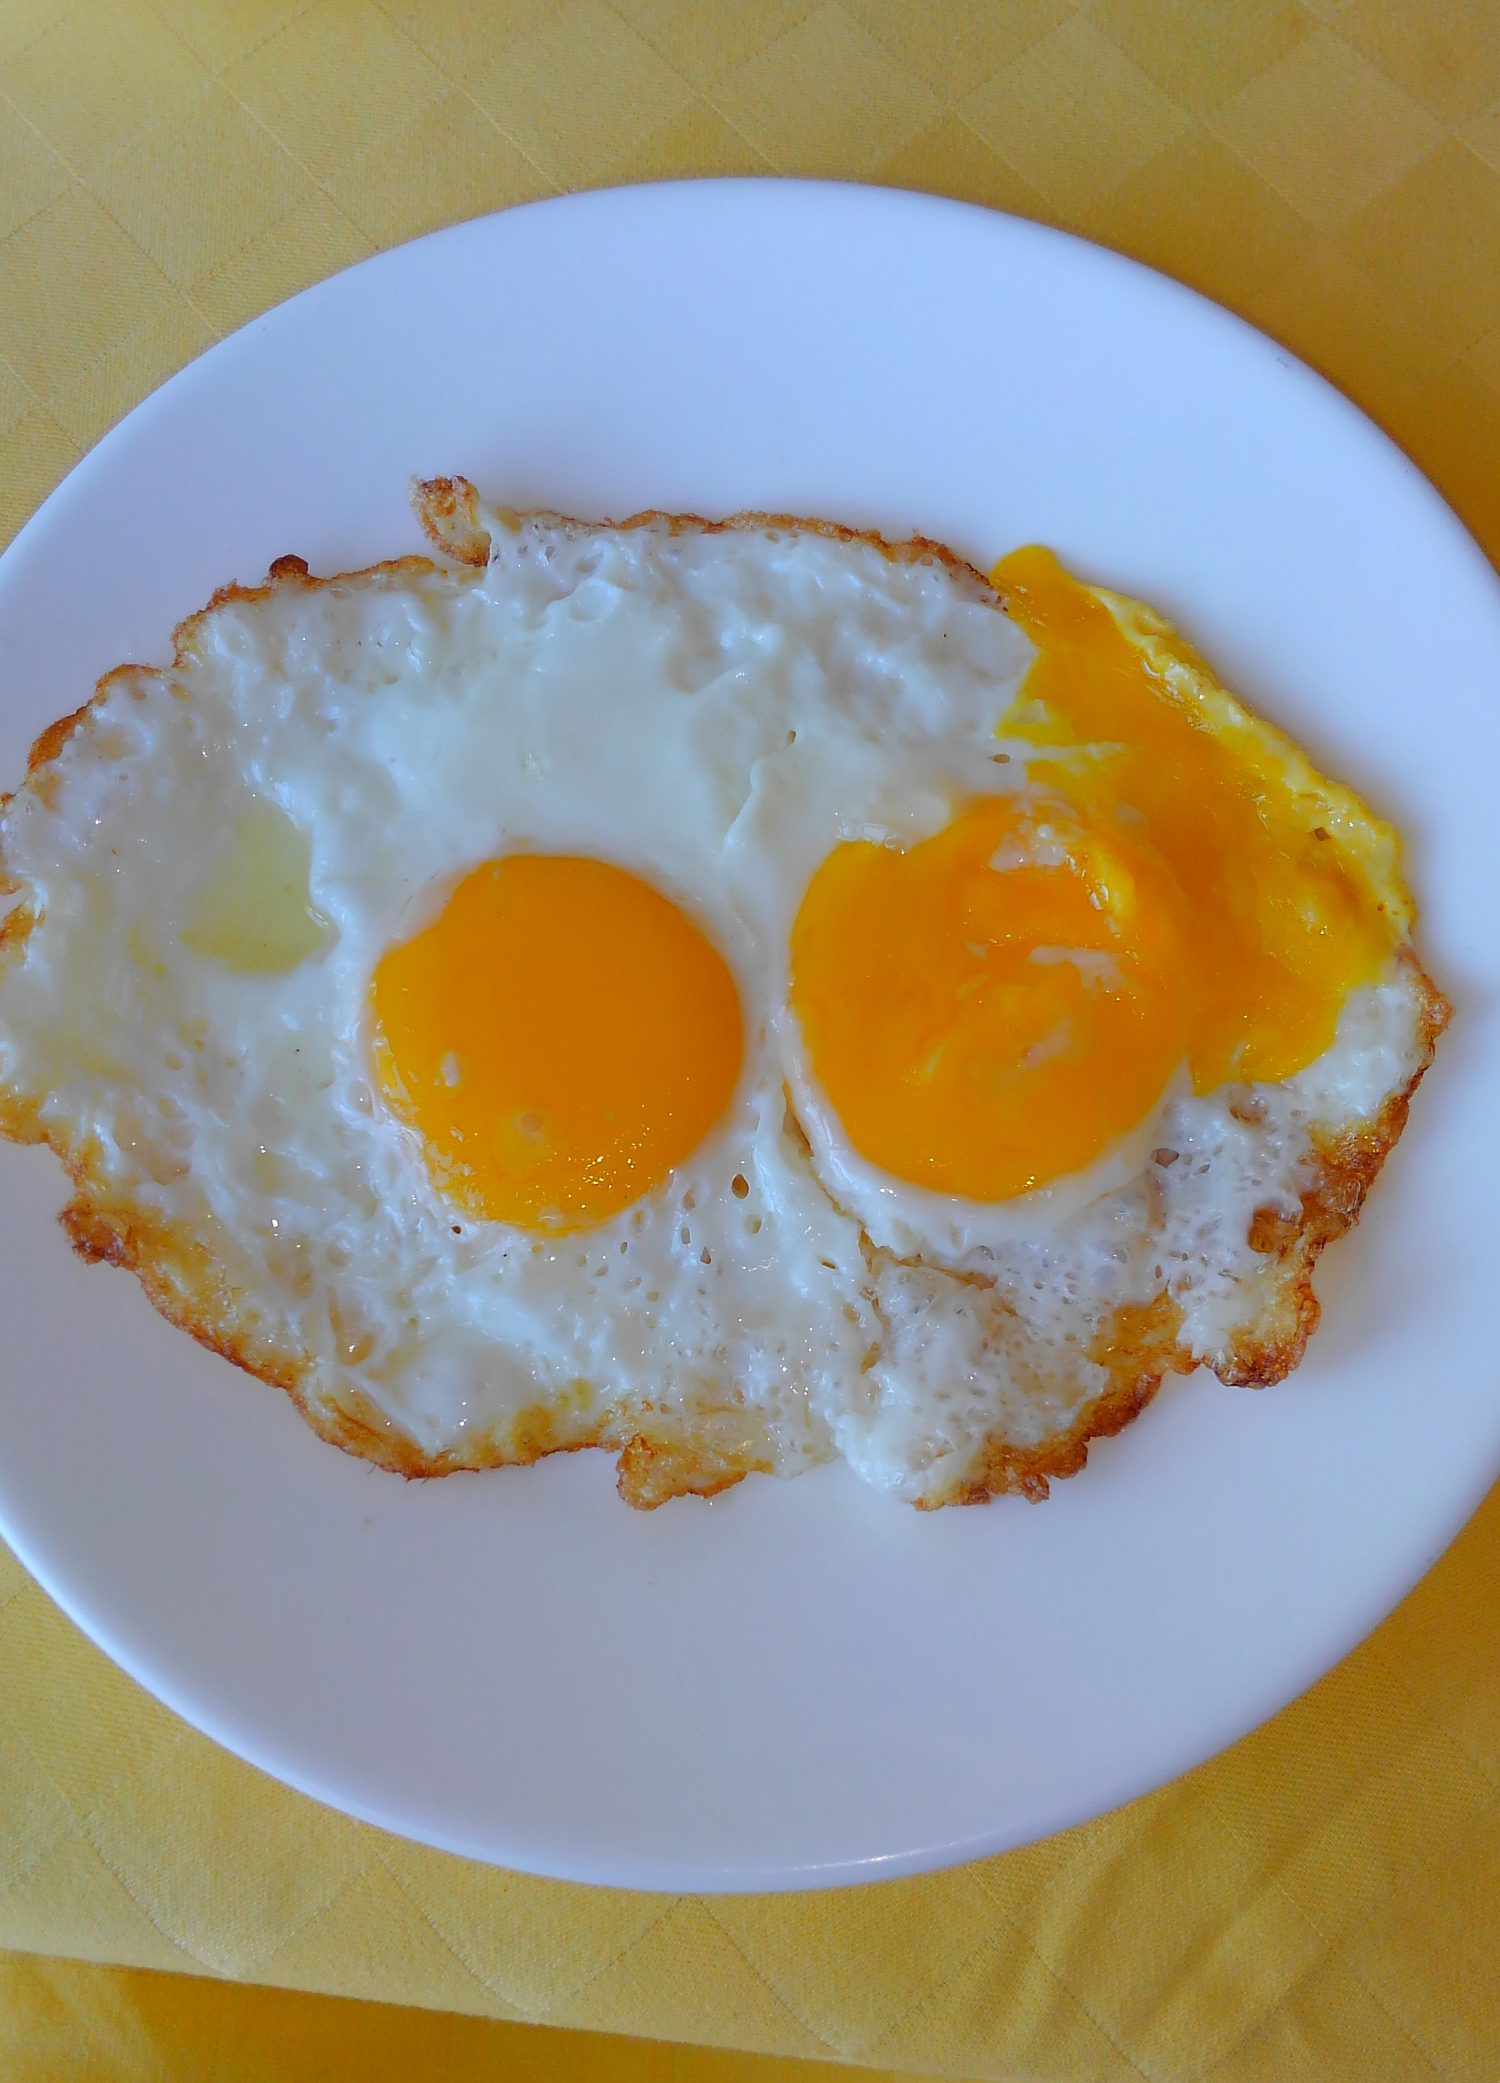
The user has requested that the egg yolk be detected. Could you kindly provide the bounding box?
[370,855,742,1232]
[791,793,1193,1200]
[790,546,1401,1203]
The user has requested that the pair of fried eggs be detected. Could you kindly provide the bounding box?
[0,485,1442,1505]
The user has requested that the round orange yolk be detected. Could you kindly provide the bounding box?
[790,547,1400,1204]
[370,855,742,1232]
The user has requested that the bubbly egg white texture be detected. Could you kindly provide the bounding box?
[0,515,1429,1501]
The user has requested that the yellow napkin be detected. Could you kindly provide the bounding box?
[2,4,1499,2079]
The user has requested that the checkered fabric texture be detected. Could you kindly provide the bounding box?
[1,5,1498,2080]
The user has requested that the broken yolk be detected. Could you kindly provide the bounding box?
[790,546,1401,1203]
[791,793,1193,1200]
[370,855,742,1231]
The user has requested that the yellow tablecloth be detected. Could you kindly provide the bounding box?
[2,4,1499,2078]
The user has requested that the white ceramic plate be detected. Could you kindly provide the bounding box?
[0,182,1496,1893]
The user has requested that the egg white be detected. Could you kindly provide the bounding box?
[0,507,1433,1500]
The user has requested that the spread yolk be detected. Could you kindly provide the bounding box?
[791,794,1193,1200]
[790,546,1403,1204]
[370,855,742,1232]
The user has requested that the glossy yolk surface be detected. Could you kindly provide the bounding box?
[370,855,742,1231]
[790,546,1401,1203]
[791,793,1193,1200]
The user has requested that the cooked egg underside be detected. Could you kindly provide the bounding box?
[0,485,1447,1508]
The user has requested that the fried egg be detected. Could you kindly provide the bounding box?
[0,480,1447,1507]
